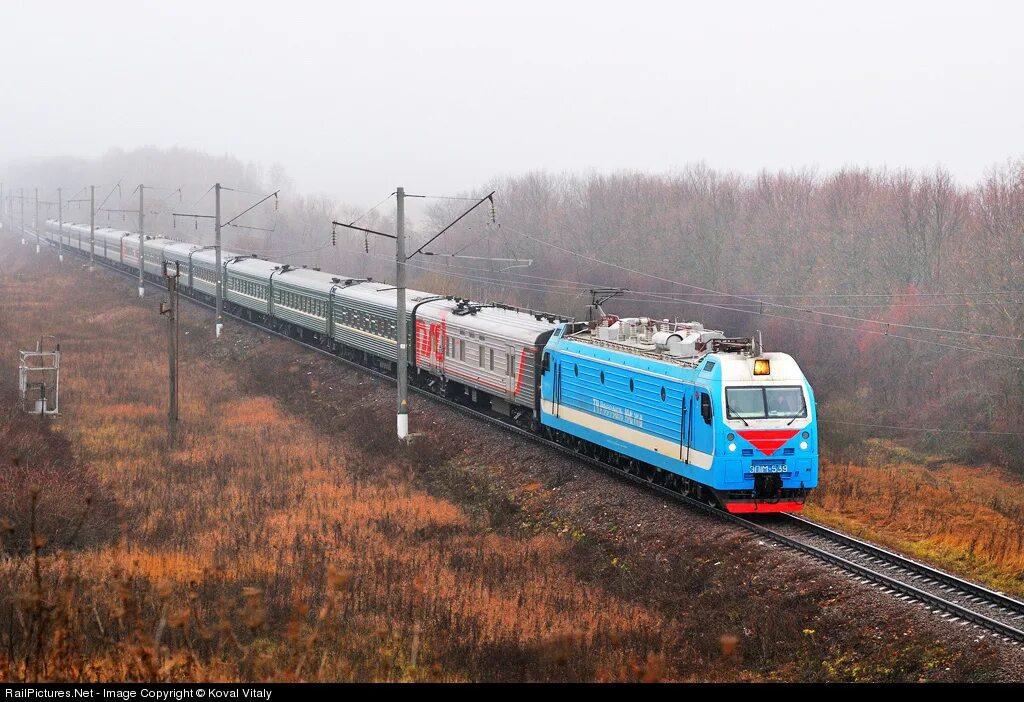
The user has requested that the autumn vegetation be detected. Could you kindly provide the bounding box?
[0,235,1010,681]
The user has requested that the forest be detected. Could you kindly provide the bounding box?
[8,148,1024,469]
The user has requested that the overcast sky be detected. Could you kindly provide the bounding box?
[1,1,1021,204]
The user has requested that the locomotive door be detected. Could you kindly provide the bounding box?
[687,388,714,464]
[679,389,688,461]
[553,361,562,418]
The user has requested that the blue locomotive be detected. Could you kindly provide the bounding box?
[538,318,817,512]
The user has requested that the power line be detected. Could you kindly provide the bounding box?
[346,244,1024,360]
[820,419,1024,437]
[188,184,216,210]
[224,221,276,233]
[221,190,279,228]
[348,192,395,226]
[589,296,1024,310]
[504,226,1024,347]
[62,186,87,206]
[377,230,1024,308]
[405,193,489,202]
[218,186,272,197]
[642,289,1024,299]
[410,191,495,259]
[338,246,1024,331]
[599,297,1024,309]
[624,289,1024,341]
[244,239,335,258]
[94,181,122,215]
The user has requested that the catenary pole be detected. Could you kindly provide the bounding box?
[89,186,95,269]
[57,187,63,262]
[396,186,408,440]
[162,262,180,444]
[0,184,6,237]
[331,187,492,441]
[22,188,32,254]
[37,188,48,259]
[138,184,145,297]
[215,182,223,337]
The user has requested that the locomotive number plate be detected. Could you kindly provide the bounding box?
[750,462,787,474]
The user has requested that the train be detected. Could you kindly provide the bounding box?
[41,219,818,513]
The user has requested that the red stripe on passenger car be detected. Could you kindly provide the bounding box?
[513,350,528,396]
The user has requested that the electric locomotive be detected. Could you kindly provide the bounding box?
[539,317,817,512]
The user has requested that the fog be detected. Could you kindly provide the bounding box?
[1,0,1021,204]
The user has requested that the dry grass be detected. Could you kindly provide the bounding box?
[0,247,674,682]
[0,241,1007,682]
[808,439,1024,596]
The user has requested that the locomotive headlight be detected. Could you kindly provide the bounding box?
[800,441,808,450]
[726,433,735,441]
[753,359,770,376]
[728,443,737,452]
[802,431,809,439]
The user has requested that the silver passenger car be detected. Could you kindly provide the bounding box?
[414,298,559,414]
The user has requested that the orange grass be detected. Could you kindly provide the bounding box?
[0,247,672,682]
[808,450,1024,596]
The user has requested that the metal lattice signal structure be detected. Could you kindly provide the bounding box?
[18,337,61,417]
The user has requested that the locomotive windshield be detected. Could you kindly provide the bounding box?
[726,386,806,420]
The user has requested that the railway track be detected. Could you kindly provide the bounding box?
[20,230,1024,647]
[766,514,1024,643]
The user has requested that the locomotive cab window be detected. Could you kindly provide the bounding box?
[700,392,713,424]
[725,386,806,420]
